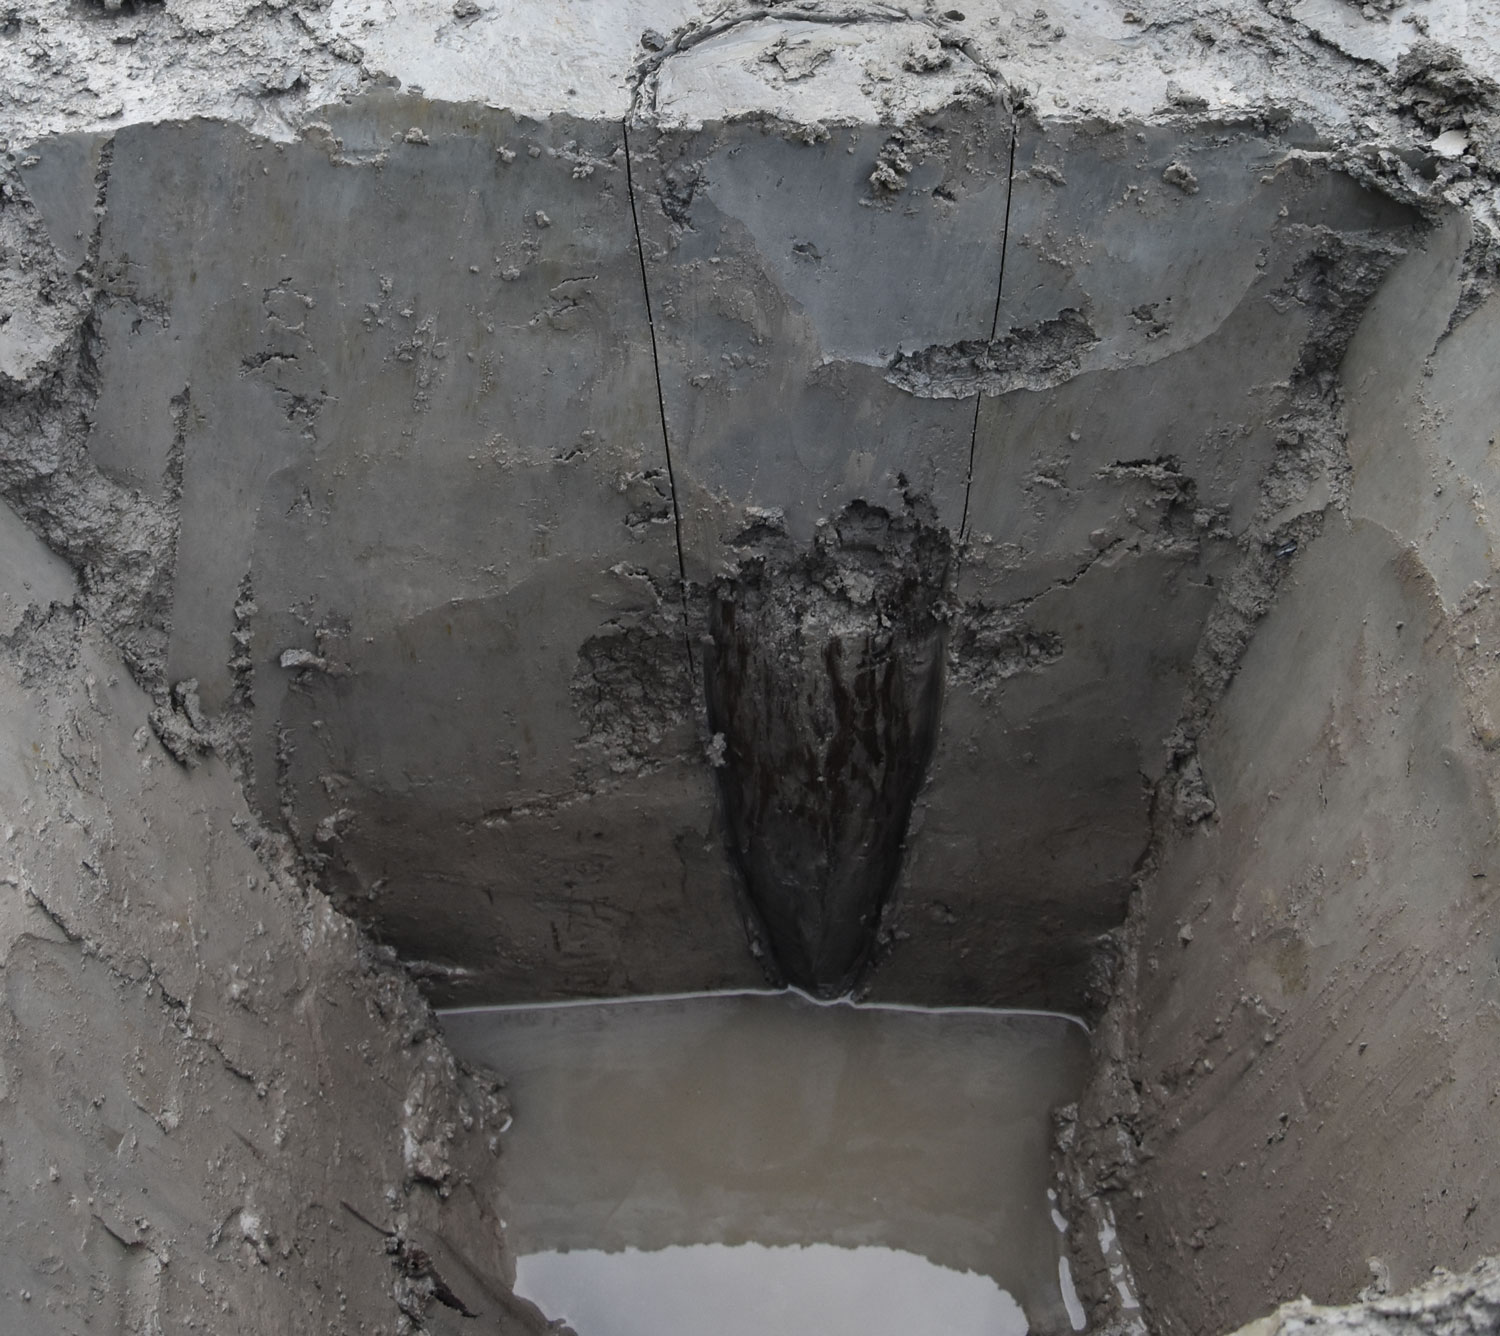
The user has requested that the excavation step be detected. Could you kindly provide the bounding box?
[441,991,1095,1336]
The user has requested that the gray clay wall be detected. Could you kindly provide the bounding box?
[1095,216,1500,1334]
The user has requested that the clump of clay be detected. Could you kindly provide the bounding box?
[869,135,913,193]
[887,309,1099,398]
[1162,160,1200,194]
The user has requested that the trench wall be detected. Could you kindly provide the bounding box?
[1119,214,1500,1332]
[4,93,1418,1011]
[0,505,540,1334]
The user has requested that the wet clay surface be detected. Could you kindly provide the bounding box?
[442,991,1091,1335]
[704,503,952,996]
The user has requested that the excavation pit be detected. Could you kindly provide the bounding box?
[441,992,1097,1336]
[2,2,1500,1333]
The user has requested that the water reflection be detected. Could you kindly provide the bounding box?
[441,991,1090,1335]
[518,1242,1029,1336]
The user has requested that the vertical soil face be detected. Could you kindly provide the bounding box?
[0,90,1422,1013]
[704,503,951,996]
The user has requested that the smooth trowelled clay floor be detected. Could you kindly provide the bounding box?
[440,991,1092,1335]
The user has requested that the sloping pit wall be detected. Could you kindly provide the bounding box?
[0,505,541,1334]
[4,88,1421,1011]
[1070,212,1500,1332]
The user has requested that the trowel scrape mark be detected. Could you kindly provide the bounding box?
[571,614,694,775]
[0,151,181,686]
[705,500,952,997]
[1270,229,1411,381]
[948,603,1062,694]
[885,309,1099,399]
[0,600,82,686]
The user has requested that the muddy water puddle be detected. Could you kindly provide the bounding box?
[440,991,1091,1335]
